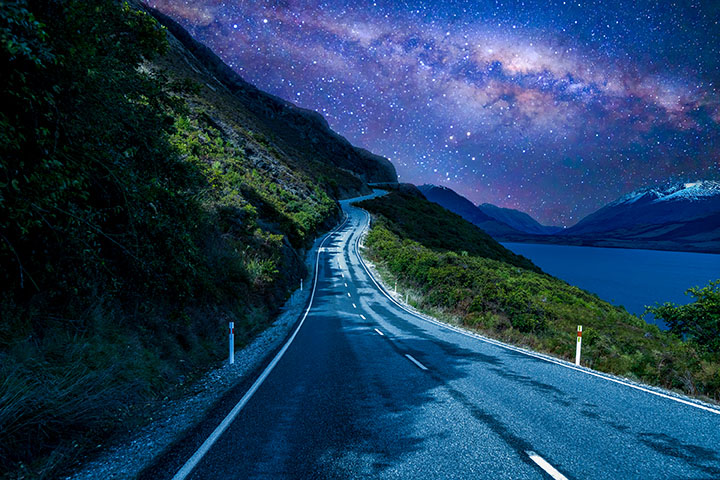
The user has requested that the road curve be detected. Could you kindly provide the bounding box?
[141,193,720,480]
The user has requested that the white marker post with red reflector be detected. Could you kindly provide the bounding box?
[575,325,582,366]
[229,322,235,365]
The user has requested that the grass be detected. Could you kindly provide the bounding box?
[357,192,720,402]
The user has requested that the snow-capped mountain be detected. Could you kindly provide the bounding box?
[565,180,720,236]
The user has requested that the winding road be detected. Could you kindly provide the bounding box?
[142,193,720,480]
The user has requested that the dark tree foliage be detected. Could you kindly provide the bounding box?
[0,0,204,316]
[647,280,720,354]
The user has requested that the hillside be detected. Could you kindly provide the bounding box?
[0,1,394,478]
[358,192,720,402]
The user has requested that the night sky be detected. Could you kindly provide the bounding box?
[150,0,720,226]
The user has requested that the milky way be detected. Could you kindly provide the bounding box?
[150,0,720,225]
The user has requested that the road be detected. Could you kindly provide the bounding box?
[143,193,720,480]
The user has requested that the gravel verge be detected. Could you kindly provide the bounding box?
[65,234,327,480]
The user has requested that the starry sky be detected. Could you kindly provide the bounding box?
[150,0,720,226]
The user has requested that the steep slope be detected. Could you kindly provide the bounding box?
[478,202,562,235]
[417,184,523,236]
[148,6,397,194]
[0,2,394,478]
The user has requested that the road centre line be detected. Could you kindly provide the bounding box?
[374,328,384,336]
[352,303,357,308]
[352,209,720,416]
[360,314,366,320]
[405,354,428,371]
[526,451,568,480]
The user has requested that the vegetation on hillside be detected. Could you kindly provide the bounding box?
[0,1,341,477]
[358,192,720,402]
[647,281,720,354]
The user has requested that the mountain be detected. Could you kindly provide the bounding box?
[417,184,523,236]
[477,203,563,235]
[565,181,720,236]
[552,181,720,253]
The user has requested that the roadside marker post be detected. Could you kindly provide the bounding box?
[575,325,582,366]
[229,322,235,365]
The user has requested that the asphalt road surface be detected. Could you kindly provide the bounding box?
[142,193,720,480]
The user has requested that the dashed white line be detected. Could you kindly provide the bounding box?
[526,451,568,480]
[347,292,351,297]
[360,314,366,320]
[352,209,720,416]
[344,282,348,287]
[352,303,357,308]
[374,328,384,336]
[405,354,428,371]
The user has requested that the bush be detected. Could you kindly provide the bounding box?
[359,192,720,402]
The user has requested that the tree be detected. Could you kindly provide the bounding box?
[646,280,720,353]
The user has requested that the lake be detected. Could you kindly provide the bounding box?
[502,242,720,328]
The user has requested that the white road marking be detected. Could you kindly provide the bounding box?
[352,209,720,416]
[405,354,428,371]
[526,451,568,480]
[344,282,348,287]
[170,215,349,480]
[360,314,366,320]
[374,328,384,336]
[347,292,351,297]
[352,303,357,308]
[341,273,344,278]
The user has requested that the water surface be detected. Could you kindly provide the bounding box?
[502,242,720,328]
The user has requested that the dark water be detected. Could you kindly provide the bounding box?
[502,242,720,328]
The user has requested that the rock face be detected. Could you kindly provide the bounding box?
[148,7,397,189]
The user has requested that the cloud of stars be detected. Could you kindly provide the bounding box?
[150,0,720,225]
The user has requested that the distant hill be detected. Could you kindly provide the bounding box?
[417,184,523,236]
[477,203,563,235]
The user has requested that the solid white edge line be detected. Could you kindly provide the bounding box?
[351,207,720,416]
[171,214,349,480]
[374,328,384,336]
[526,451,568,480]
[405,354,428,371]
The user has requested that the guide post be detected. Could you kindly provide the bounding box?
[575,325,582,366]
[229,322,235,365]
